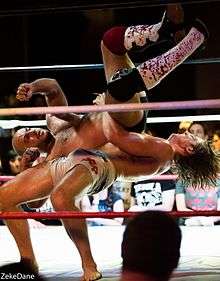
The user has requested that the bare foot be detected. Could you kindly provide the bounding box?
[81,267,102,281]
[21,258,39,273]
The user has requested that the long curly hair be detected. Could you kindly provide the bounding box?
[174,140,220,188]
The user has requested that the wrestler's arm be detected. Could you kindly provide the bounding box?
[104,115,173,161]
[17,78,80,122]
[16,78,68,106]
[20,147,40,172]
[16,78,81,132]
[28,79,81,124]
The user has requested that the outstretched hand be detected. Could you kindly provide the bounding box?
[92,93,105,105]
[16,83,33,101]
[23,147,40,162]
[20,147,40,171]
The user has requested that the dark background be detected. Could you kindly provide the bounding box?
[0,0,219,138]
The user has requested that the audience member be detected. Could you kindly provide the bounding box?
[178,120,192,133]
[112,181,132,211]
[128,128,176,212]
[212,130,220,152]
[8,150,22,175]
[81,186,124,226]
[121,211,182,281]
[129,171,175,212]
[0,128,13,175]
[176,122,220,226]
[188,122,209,140]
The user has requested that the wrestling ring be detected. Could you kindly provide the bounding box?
[0,0,220,280]
[0,99,220,281]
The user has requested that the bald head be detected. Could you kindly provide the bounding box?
[12,129,28,155]
[12,127,51,155]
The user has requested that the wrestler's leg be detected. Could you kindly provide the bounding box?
[102,4,184,60]
[137,23,207,90]
[50,165,101,281]
[101,39,145,128]
[107,21,208,97]
[0,163,53,269]
[101,4,184,128]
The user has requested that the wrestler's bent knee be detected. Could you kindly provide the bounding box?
[50,190,68,210]
[102,26,127,55]
[107,68,146,102]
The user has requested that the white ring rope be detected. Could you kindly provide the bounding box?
[0,58,219,72]
[0,120,47,129]
[1,99,220,116]
[148,114,220,123]
[1,114,220,129]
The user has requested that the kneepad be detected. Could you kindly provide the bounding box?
[107,68,146,102]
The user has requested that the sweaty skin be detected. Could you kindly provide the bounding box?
[2,82,197,281]
[7,72,145,281]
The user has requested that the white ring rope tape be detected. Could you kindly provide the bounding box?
[0,114,220,129]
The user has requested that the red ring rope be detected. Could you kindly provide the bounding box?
[0,211,220,219]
